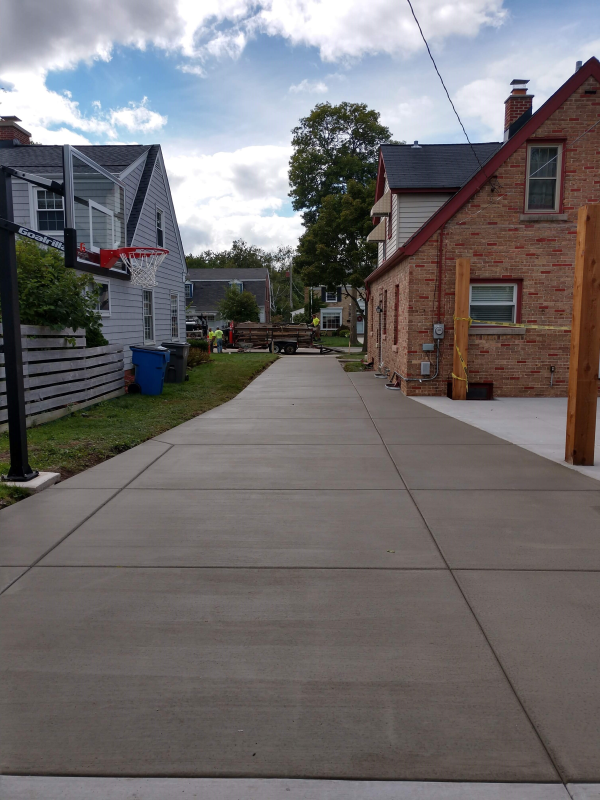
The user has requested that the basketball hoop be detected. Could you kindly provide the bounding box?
[99,247,168,287]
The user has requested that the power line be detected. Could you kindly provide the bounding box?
[405,0,488,176]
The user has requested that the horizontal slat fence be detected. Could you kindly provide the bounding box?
[0,325,125,429]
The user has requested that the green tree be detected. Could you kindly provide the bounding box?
[218,287,260,323]
[289,102,392,226]
[186,239,272,272]
[268,245,304,321]
[7,238,107,347]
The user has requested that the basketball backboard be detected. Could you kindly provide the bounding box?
[62,145,126,272]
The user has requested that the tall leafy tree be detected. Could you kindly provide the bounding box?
[289,102,393,347]
[218,287,261,323]
[186,239,270,271]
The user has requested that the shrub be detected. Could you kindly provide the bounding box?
[187,338,209,351]
[7,239,108,346]
[218,287,260,322]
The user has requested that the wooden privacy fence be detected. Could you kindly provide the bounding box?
[0,325,125,430]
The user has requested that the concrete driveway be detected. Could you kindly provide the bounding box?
[1,356,600,799]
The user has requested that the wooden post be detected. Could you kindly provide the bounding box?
[565,205,600,465]
[452,258,471,400]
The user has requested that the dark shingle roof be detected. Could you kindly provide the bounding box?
[187,268,269,282]
[0,144,150,175]
[127,145,158,245]
[189,279,266,311]
[381,142,502,190]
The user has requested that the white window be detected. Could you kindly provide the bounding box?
[143,289,154,343]
[185,282,193,299]
[321,309,342,330]
[156,209,164,247]
[96,282,110,316]
[325,288,338,303]
[170,293,179,339]
[229,279,243,292]
[35,189,64,232]
[525,144,562,212]
[89,200,115,252]
[470,284,517,325]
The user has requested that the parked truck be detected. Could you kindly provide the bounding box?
[232,322,318,354]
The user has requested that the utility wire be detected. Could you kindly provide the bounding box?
[405,0,489,176]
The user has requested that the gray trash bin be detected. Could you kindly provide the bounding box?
[161,341,190,383]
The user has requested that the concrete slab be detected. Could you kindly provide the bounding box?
[155,417,381,445]
[412,396,600,484]
[388,444,600,490]
[239,386,359,399]
[568,787,600,799]
[54,441,172,489]
[413,490,600,570]
[0,471,59,493]
[0,488,118,566]
[0,567,28,593]
[456,571,600,782]
[0,776,571,800]
[0,567,557,780]
[373,417,505,445]
[39,489,443,568]
[204,397,371,419]
[129,444,404,490]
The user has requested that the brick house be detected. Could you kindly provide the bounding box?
[365,57,600,398]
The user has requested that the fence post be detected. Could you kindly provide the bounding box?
[565,204,600,466]
[0,168,37,480]
[452,258,470,400]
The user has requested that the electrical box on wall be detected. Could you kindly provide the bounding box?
[421,362,431,376]
[433,323,445,339]
[422,343,434,352]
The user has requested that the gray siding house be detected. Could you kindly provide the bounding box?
[0,137,187,369]
[186,268,271,328]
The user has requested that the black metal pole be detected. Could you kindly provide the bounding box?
[0,168,37,481]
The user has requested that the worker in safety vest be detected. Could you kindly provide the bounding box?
[312,315,320,339]
[207,328,215,352]
[214,327,224,353]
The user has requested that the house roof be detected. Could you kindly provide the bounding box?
[380,142,502,190]
[189,280,267,311]
[366,56,600,286]
[0,144,150,175]
[187,268,269,281]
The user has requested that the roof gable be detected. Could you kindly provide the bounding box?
[367,56,600,285]
[187,268,269,281]
[0,144,151,174]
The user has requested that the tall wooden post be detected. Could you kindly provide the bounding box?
[565,205,600,465]
[452,258,471,400]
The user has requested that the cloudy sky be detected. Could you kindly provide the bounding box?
[1,0,598,254]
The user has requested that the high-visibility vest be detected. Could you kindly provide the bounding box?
[313,317,320,327]
[215,329,223,340]
[208,331,215,340]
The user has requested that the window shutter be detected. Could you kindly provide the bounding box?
[321,287,326,302]
[337,287,342,302]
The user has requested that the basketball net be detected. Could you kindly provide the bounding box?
[99,247,168,288]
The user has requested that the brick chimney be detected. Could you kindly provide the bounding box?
[0,116,31,145]
[504,80,533,141]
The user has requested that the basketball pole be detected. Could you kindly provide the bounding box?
[0,167,38,481]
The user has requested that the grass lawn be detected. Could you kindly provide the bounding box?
[319,335,352,348]
[0,353,276,508]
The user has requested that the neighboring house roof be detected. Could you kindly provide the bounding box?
[189,280,267,311]
[0,144,150,175]
[367,56,600,285]
[380,142,502,190]
[187,268,269,281]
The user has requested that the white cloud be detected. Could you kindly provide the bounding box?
[289,79,328,94]
[163,143,304,252]
[108,97,167,135]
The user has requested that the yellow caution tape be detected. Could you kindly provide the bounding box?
[452,344,469,393]
[453,315,570,331]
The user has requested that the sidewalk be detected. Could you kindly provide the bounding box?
[1,357,600,798]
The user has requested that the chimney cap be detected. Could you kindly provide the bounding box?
[411,140,421,148]
[510,79,530,86]
[576,60,583,71]
[0,115,22,122]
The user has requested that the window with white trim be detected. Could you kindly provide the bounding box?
[525,144,562,212]
[96,282,110,316]
[156,209,164,247]
[185,282,193,299]
[325,288,338,303]
[143,289,154,343]
[170,293,179,339]
[35,189,64,231]
[470,284,517,325]
[321,309,342,330]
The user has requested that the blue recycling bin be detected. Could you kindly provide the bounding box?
[130,346,170,395]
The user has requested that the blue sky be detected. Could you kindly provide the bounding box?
[1,0,598,252]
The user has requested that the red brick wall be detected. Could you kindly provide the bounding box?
[504,94,533,131]
[0,125,30,145]
[368,74,600,398]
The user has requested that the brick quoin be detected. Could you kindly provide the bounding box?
[366,64,600,399]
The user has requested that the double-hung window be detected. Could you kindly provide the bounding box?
[525,144,562,212]
[470,284,517,325]
[325,288,338,303]
[185,282,193,300]
[321,309,342,330]
[156,209,164,247]
[143,289,154,343]
[36,189,64,231]
[170,293,179,339]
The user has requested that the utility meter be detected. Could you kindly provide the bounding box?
[433,323,445,339]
